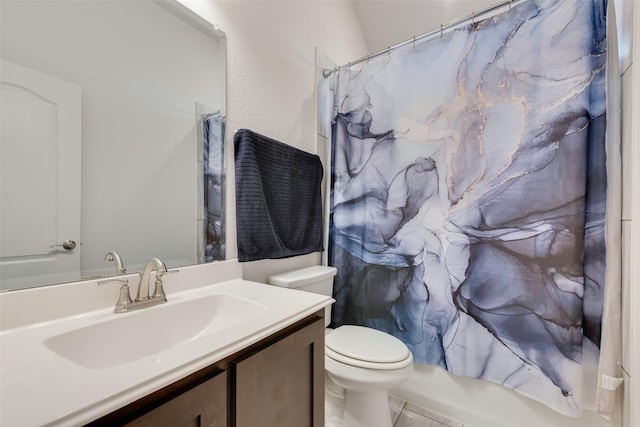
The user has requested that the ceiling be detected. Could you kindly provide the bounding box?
[353,0,504,53]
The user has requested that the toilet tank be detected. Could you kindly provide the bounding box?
[268,266,337,326]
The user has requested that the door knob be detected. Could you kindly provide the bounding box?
[50,240,76,250]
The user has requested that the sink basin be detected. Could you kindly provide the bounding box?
[44,294,266,370]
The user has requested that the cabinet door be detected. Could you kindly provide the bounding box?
[235,317,324,427]
[125,371,227,427]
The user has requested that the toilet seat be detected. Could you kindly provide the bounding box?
[325,325,412,370]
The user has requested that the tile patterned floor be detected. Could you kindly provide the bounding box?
[325,388,468,427]
[389,395,468,427]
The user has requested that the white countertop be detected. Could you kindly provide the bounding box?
[0,278,332,426]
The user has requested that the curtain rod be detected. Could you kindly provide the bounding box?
[201,110,221,120]
[323,0,523,78]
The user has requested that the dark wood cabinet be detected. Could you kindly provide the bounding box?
[87,311,324,427]
[234,314,324,427]
[125,371,227,427]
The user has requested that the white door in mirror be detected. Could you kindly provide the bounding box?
[0,60,81,290]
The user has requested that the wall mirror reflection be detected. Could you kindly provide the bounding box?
[0,0,227,291]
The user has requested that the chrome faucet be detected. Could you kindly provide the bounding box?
[104,250,127,275]
[99,257,177,313]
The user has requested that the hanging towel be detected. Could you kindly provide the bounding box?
[234,129,324,262]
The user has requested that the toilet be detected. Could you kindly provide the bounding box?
[268,266,413,427]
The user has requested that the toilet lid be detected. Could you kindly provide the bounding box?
[325,325,411,364]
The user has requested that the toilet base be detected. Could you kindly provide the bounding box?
[343,388,392,427]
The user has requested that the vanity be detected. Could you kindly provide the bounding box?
[92,309,324,427]
[0,260,332,426]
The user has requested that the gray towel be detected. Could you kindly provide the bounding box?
[234,129,324,262]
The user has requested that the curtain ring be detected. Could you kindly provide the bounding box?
[440,24,443,38]
[472,12,475,24]
[366,54,370,64]
[413,36,416,48]
[388,46,391,60]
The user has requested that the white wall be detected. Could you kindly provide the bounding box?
[352,0,498,53]
[181,0,369,283]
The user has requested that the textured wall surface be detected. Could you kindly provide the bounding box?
[181,0,368,282]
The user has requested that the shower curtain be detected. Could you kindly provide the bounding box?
[328,0,619,416]
[203,113,226,262]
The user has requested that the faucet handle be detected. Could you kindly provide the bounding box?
[97,278,128,286]
[157,269,179,278]
[151,269,179,301]
[98,278,133,313]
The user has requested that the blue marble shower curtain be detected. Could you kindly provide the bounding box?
[329,0,607,416]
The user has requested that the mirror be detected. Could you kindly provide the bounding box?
[0,0,226,291]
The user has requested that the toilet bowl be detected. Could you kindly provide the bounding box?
[325,325,413,427]
[268,266,413,427]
